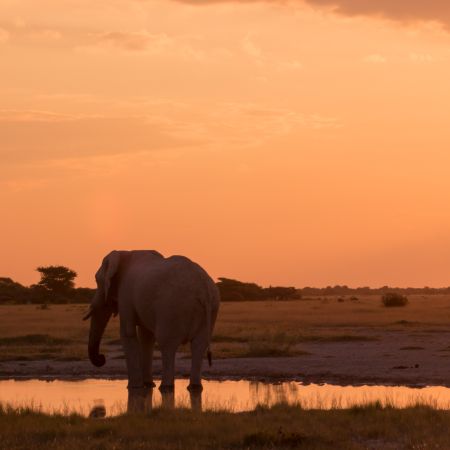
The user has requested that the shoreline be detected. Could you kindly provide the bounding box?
[2,355,450,388]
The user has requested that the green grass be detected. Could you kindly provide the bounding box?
[1,403,450,449]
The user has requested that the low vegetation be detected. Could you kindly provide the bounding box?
[382,293,409,308]
[2,293,450,362]
[1,403,450,449]
[217,277,299,301]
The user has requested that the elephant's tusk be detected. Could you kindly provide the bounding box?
[82,306,93,321]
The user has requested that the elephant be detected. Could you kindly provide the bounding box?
[83,250,220,396]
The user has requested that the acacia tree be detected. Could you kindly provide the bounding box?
[36,266,77,295]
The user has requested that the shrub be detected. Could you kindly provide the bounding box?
[382,293,408,308]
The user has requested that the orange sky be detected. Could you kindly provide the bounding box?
[1,0,450,288]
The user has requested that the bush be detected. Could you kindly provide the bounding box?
[382,293,408,307]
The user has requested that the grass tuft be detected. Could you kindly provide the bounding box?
[382,293,408,308]
[243,428,312,448]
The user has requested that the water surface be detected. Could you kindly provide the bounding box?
[1,379,450,416]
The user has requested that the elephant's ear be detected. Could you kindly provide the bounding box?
[96,251,121,305]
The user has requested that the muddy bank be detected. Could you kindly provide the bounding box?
[2,330,450,387]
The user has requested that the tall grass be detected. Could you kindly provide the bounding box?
[1,403,450,449]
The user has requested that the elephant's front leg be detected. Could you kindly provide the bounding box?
[120,318,144,390]
[159,344,177,392]
[137,325,156,388]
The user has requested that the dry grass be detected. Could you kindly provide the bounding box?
[1,295,450,361]
[1,403,450,449]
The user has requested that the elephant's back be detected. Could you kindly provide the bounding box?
[128,254,214,302]
[153,255,213,294]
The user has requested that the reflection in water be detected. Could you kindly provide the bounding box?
[160,390,175,410]
[2,379,450,417]
[89,399,106,418]
[125,388,202,414]
[190,390,202,412]
[249,381,297,406]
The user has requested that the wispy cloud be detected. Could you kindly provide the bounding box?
[409,52,435,63]
[242,33,263,60]
[309,114,342,129]
[75,29,208,61]
[93,30,172,52]
[27,29,62,41]
[0,110,197,164]
[0,27,9,43]
[277,60,303,71]
[362,54,387,64]
[0,101,342,167]
[0,22,64,45]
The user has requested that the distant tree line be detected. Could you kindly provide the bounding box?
[299,285,450,296]
[0,266,95,305]
[1,267,450,305]
[216,278,300,301]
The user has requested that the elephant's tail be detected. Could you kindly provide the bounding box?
[204,282,219,367]
[207,349,212,367]
[204,295,213,367]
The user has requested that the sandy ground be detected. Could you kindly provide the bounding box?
[2,329,450,386]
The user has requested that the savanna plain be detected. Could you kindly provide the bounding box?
[2,295,450,449]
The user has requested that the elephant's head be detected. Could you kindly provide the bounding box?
[83,251,121,367]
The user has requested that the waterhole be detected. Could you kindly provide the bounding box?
[1,379,450,416]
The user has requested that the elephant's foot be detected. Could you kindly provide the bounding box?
[144,381,156,389]
[187,383,203,393]
[127,385,146,395]
[127,388,147,414]
[159,384,175,393]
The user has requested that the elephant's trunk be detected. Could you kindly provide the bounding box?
[88,308,112,367]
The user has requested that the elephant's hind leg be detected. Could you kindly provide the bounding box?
[188,331,208,392]
[138,325,156,388]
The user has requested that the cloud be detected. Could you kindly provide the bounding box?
[306,1,450,29]
[28,29,62,41]
[0,110,197,164]
[277,60,303,71]
[0,23,63,44]
[309,114,342,129]
[362,54,387,64]
[77,30,207,61]
[94,30,172,52]
[173,0,450,30]
[206,103,342,148]
[0,100,342,168]
[242,34,262,59]
[409,52,435,63]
